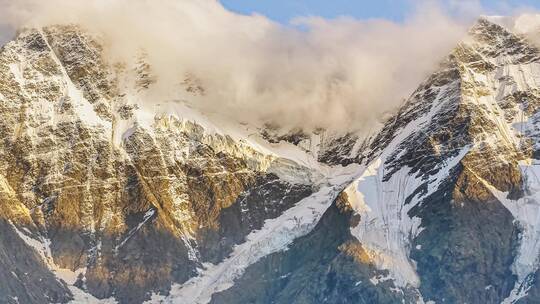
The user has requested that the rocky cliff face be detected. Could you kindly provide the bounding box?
[2,16,540,304]
[207,18,540,304]
[0,24,361,304]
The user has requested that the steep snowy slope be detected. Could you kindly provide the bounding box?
[353,18,540,303]
[0,25,364,304]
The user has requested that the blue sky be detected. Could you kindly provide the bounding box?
[220,0,540,23]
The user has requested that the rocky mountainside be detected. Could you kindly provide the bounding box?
[2,16,540,304]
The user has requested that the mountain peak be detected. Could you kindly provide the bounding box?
[337,13,540,303]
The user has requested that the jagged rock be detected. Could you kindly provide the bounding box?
[0,25,325,304]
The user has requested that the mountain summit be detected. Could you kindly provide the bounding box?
[2,17,540,304]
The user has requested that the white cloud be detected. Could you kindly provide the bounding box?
[0,0,488,132]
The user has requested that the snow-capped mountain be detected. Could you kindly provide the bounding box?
[2,15,540,304]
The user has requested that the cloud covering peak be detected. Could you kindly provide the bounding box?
[1,0,480,132]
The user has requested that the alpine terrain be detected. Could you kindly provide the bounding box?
[3,14,540,304]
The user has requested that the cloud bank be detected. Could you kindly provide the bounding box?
[0,0,493,132]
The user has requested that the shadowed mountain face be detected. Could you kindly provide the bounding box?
[2,17,540,304]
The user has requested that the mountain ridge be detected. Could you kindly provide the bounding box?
[1,16,540,304]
